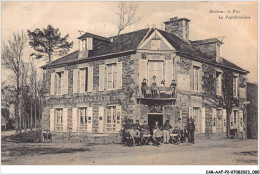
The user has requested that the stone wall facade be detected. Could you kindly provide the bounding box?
[42,51,248,143]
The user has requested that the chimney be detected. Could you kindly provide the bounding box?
[164,17,190,41]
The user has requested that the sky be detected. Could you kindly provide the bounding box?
[1,1,258,83]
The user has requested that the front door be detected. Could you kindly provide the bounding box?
[148,114,163,135]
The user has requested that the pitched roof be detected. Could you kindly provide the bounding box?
[222,57,248,72]
[191,38,223,45]
[42,28,248,73]
[157,29,209,59]
[43,28,150,68]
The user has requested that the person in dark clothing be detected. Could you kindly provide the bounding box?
[132,120,141,131]
[163,120,172,144]
[141,120,150,134]
[190,118,195,144]
[186,117,191,143]
[141,78,147,97]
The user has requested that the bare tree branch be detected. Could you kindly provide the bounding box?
[116,2,140,35]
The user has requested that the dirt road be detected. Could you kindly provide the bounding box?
[1,133,258,165]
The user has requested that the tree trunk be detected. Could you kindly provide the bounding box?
[30,102,33,131]
[35,100,37,131]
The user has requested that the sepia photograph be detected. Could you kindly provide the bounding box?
[1,0,258,170]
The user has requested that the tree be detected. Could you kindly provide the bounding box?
[222,69,235,138]
[27,25,73,63]
[1,31,27,133]
[116,2,139,35]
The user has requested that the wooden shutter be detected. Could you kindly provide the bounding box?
[230,110,234,129]
[165,59,173,87]
[98,107,104,133]
[212,108,216,133]
[63,70,69,94]
[223,109,227,132]
[50,72,55,95]
[201,108,206,133]
[73,69,78,93]
[87,37,93,50]
[99,65,105,91]
[50,109,55,131]
[116,105,122,132]
[88,66,93,92]
[79,69,85,93]
[72,108,78,132]
[87,107,93,132]
[239,110,243,132]
[117,62,123,89]
[63,108,68,132]
[139,59,147,90]
[188,107,193,119]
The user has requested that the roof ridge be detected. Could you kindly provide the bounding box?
[111,28,149,38]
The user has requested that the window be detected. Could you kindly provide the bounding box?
[233,76,238,97]
[231,110,238,127]
[148,61,164,86]
[193,66,200,92]
[216,71,222,95]
[80,68,88,92]
[151,39,160,50]
[107,63,117,90]
[55,72,64,94]
[55,108,63,132]
[106,106,116,132]
[78,108,88,131]
[193,107,200,132]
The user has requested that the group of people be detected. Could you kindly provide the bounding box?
[141,76,177,98]
[122,117,196,146]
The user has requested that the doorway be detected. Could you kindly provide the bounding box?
[148,114,163,135]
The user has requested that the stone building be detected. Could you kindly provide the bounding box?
[41,17,249,143]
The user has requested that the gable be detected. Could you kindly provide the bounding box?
[138,30,175,51]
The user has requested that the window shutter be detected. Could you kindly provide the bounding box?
[99,65,105,91]
[165,59,173,87]
[239,110,243,132]
[230,110,234,129]
[50,72,55,95]
[88,66,93,92]
[116,105,122,132]
[201,108,206,133]
[87,107,93,132]
[212,108,216,133]
[98,106,104,133]
[79,69,85,93]
[105,66,108,90]
[63,70,69,94]
[223,109,227,132]
[73,69,78,93]
[63,108,68,132]
[139,59,147,91]
[87,37,93,50]
[72,108,78,132]
[117,62,123,89]
[50,109,55,131]
[188,107,193,119]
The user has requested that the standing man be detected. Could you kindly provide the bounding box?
[190,118,195,144]
[170,79,177,97]
[163,120,172,144]
[186,117,191,143]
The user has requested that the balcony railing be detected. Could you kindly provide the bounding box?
[139,86,176,99]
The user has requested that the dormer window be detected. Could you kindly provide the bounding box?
[79,37,93,51]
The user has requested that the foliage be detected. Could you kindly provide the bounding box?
[222,69,234,138]
[28,25,73,63]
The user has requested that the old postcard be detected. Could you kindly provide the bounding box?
[1,1,258,171]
